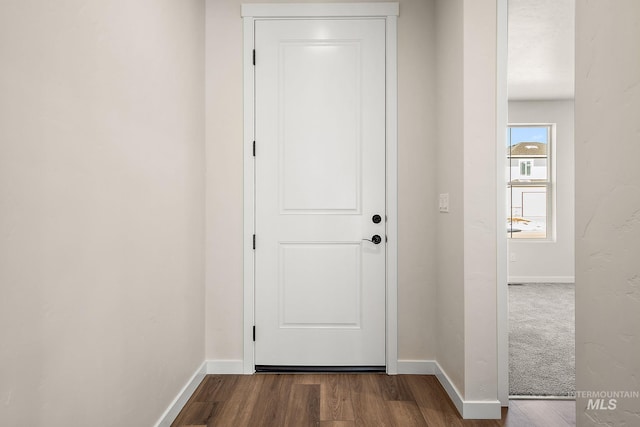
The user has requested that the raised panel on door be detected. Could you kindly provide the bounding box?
[280,40,362,213]
[279,243,362,328]
[254,18,386,367]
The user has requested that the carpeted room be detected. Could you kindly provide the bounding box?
[509,282,575,397]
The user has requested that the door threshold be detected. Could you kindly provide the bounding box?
[255,365,386,373]
[509,395,576,401]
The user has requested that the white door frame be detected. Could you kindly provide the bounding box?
[496,0,509,406]
[241,2,399,374]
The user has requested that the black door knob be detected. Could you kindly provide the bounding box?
[372,214,382,224]
[371,234,382,244]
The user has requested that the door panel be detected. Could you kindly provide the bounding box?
[254,19,386,367]
[280,41,361,213]
[280,242,361,327]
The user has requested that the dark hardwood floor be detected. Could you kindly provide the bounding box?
[171,374,576,427]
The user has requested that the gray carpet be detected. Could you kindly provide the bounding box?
[509,283,575,396]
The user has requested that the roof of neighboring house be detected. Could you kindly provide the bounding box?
[508,142,547,157]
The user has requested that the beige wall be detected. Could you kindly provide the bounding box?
[0,1,205,425]
[435,0,499,404]
[396,0,438,364]
[462,0,498,402]
[205,0,438,362]
[205,0,245,361]
[435,0,465,393]
[575,1,640,424]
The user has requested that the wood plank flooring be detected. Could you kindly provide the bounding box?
[171,374,576,427]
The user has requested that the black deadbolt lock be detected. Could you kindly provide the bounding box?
[372,214,382,224]
[371,234,382,244]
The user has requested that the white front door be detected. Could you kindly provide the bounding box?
[254,19,386,367]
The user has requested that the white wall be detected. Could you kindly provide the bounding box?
[508,100,575,283]
[0,1,205,425]
[205,0,438,363]
[575,1,640,425]
[436,0,499,414]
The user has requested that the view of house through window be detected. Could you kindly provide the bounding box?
[508,125,552,239]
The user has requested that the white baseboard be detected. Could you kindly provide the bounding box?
[433,362,464,415]
[154,361,207,427]
[399,359,501,420]
[154,360,245,426]
[508,275,575,283]
[397,359,437,374]
[460,399,502,419]
[206,359,245,374]
[434,361,501,419]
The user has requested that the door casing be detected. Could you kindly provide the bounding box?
[241,2,399,374]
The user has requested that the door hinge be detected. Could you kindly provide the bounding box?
[253,234,256,250]
[253,140,256,157]
[252,325,256,342]
[253,49,256,66]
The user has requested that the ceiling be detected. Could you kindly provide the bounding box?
[508,0,575,100]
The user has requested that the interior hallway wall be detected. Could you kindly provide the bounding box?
[205,0,437,363]
[508,100,575,283]
[575,0,640,424]
[435,0,499,409]
[435,0,465,393]
[0,1,206,425]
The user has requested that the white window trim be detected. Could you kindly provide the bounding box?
[507,123,556,241]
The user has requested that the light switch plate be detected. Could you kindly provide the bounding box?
[439,193,449,213]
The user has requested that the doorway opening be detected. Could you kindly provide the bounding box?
[506,0,576,400]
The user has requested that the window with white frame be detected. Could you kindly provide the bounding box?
[507,125,553,239]
[519,159,532,177]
